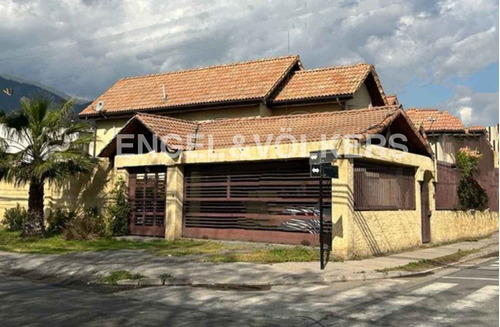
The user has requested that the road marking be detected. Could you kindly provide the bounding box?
[490,264,498,267]
[447,285,499,310]
[477,266,498,270]
[303,285,329,292]
[412,285,499,327]
[309,280,408,308]
[442,276,499,281]
[347,283,456,321]
[409,283,457,296]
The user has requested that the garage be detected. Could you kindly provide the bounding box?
[183,160,331,245]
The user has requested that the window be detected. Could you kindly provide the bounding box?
[354,162,415,210]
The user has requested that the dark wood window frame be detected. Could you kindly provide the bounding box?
[353,161,416,211]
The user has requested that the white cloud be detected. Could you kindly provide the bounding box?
[444,86,499,127]
[458,106,473,126]
[0,0,497,125]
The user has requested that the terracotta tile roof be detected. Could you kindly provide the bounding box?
[135,113,198,150]
[467,125,486,133]
[197,106,399,149]
[386,94,399,106]
[80,55,301,117]
[406,108,465,133]
[100,106,432,157]
[271,63,378,102]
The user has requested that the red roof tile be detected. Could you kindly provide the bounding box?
[386,95,399,106]
[271,63,382,102]
[467,125,486,133]
[80,55,301,117]
[406,108,465,133]
[99,106,431,157]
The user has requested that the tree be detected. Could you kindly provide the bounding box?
[0,96,96,236]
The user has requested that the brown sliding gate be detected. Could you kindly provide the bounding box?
[183,160,331,245]
[128,167,166,237]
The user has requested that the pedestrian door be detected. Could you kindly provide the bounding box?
[128,167,166,237]
[420,181,431,243]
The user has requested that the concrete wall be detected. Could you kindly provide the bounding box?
[432,210,499,244]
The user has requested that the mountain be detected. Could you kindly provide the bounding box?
[0,74,91,114]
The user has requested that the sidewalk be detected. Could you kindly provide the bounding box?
[0,233,497,286]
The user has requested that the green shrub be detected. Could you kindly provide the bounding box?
[106,178,130,236]
[458,177,488,211]
[1,204,28,231]
[63,207,105,240]
[47,208,77,235]
[456,147,488,211]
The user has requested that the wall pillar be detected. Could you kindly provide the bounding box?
[331,158,354,259]
[165,165,184,240]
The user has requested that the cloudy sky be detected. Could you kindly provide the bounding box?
[0,0,498,126]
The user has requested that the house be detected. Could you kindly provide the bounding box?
[406,108,499,211]
[1,55,497,259]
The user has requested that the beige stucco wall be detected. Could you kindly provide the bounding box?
[92,118,129,157]
[0,181,29,219]
[171,105,260,121]
[0,161,116,222]
[329,152,436,258]
[165,165,184,240]
[346,83,372,109]
[432,210,499,244]
[349,210,422,257]
[271,103,342,116]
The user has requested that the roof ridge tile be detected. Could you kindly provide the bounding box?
[121,55,300,81]
[296,62,369,74]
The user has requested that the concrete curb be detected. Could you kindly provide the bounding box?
[338,242,500,282]
[112,243,498,287]
[1,241,497,288]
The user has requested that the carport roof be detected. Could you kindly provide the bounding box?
[99,106,432,157]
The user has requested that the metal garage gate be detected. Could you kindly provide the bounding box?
[183,160,331,245]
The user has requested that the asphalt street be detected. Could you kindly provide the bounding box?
[0,255,498,327]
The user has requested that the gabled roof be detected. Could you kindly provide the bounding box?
[99,106,432,157]
[386,94,399,106]
[406,108,465,133]
[467,125,486,133]
[80,55,301,117]
[406,108,486,134]
[270,63,387,105]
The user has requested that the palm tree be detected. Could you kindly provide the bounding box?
[0,96,96,236]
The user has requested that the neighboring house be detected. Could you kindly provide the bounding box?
[406,108,498,211]
[406,108,495,171]
[486,124,499,167]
